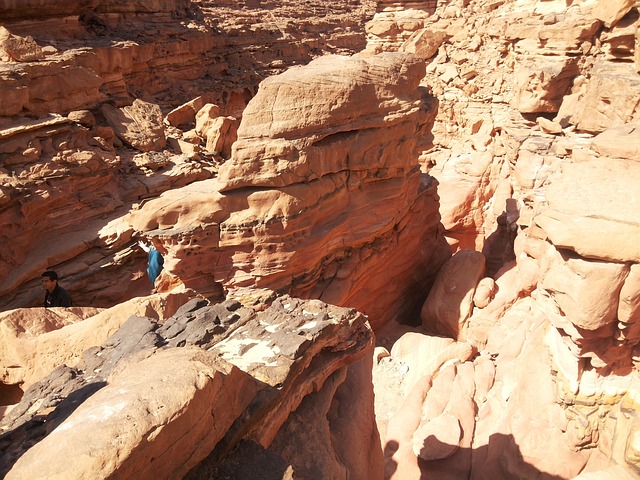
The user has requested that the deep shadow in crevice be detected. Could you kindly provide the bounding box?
[385,433,567,480]
[482,198,519,279]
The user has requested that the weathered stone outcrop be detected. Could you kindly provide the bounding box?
[0,111,217,311]
[366,0,640,253]
[0,291,191,390]
[121,52,450,329]
[0,295,380,480]
[0,0,375,116]
[366,0,640,478]
[0,0,377,313]
[2,0,640,478]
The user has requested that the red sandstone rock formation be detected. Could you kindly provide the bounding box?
[1,296,380,479]
[1,0,640,479]
[121,52,450,329]
[0,0,377,311]
[366,0,640,478]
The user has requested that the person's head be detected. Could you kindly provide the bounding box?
[41,270,59,293]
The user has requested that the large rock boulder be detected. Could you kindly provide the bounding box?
[125,52,450,329]
[420,249,486,339]
[0,295,381,480]
[533,156,640,263]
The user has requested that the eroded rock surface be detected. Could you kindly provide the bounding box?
[2,0,640,478]
[121,52,450,329]
[367,0,640,477]
[0,0,376,312]
[1,295,380,479]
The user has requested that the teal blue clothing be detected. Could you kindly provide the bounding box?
[147,248,164,284]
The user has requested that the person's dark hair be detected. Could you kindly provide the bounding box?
[41,270,59,281]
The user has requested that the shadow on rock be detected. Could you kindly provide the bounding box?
[385,433,566,480]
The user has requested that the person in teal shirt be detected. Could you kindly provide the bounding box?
[138,239,164,285]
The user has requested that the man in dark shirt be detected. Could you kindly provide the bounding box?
[41,270,72,307]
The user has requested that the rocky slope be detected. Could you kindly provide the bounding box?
[366,0,640,478]
[1,0,640,479]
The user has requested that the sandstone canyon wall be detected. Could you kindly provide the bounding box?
[1,0,640,479]
[1,1,444,477]
[0,0,379,311]
[366,0,640,479]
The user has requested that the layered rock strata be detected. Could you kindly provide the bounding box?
[366,0,640,477]
[121,52,451,329]
[0,295,380,479]
[367,0,640,253]
[0,0,376,311]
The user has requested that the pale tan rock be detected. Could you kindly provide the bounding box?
[421,249,486,339]
[390,332,474,398]
[127,52,450,329]
[194,103,222,136]
[591,0,635,28]
[512,56,579,113]
[537,116,563,134]
[512,149,557,192]
[466,264,525,349]
[0,306,100,335]
[400,28,445,59]
[472,354,496,405]
[101,99,166,152]
[472,301,592,478]
[571,62,640,132]
[573,465,640,480]
[0,292,189,389]
[599,11,637,61]
[165,95,212,128]
[636,23,640,73]
[591,123,640,159]
[0,26,44,62]
[364,6,433,53]
[618,263,640,335]
[385,375,433,480]
[534,158,640,262]
[374,346,390,363]
[430,149,499,249]
[541,249,629,330]
[204,116,238,158]
[167,136,200,158]
[6,347,255,480]
[473,277,496,309]
[425,361,476,478]
[503,7,600,54]
[412,413,461,460]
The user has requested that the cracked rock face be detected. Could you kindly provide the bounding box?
[0,295,380,479]
[365,0,640,478]
[2,0,640,478]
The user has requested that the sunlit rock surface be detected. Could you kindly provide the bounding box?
[123,52,450,330]
[367,0,640,477]
[1,295,380,479]
[1,0,640,478]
